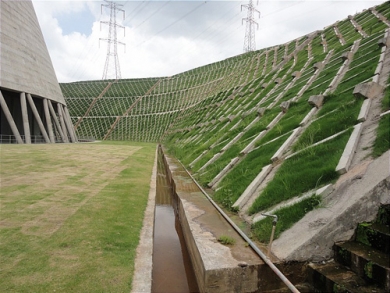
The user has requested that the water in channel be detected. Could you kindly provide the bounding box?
[151,154,199,293]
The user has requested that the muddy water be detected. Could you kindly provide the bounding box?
[151,155,199,293]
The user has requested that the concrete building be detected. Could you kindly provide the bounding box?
[0,0,76,143]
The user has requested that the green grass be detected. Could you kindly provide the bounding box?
[293,95,363,151]
[252,195,321,242]
[0,142,156,293]
[372,114,390,158]
[248,129,352,215]
[213,137,286,209]
[217,235,236,245]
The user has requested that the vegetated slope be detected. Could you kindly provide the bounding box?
[62,2,390,241]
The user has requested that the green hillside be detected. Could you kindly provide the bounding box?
[62,2,390,240]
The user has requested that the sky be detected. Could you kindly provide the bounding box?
[31,0,385,83]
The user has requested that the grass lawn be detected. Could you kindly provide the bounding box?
[0,141,156,293]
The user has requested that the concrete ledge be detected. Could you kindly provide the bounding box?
[271,127,302,162]
[357,98,372,122]
[300,107,318,126]
[336,123,363,174]
[190,150,208,167]
[208,157,240,188]
[131,147,158,293]
[244,116,260,131]
[266,112,284,130]
[199,152,222,172]
[240,130,267,154]
[162,152,263,292]
[233,164,273,209]
[221,132,244,152]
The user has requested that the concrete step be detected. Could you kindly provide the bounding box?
[334,241,390,290]
[355,222,390,254]
[307,260,387,293]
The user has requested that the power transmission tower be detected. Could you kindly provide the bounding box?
[241,0,260,53]
[100,0,125,80]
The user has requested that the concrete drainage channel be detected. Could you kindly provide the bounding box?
[151,149,199,292]
[133,145,301,293]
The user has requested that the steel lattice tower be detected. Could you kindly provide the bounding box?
[100,0,125,80]
[241,0,260,53]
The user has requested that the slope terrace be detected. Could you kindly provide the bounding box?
[62,2,390,255]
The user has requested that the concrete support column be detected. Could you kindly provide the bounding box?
[57,103,69,143]
[43,98,55,143]
[63,105,77,143]
[0,90,24,144]
[26,93,50,143]
[20,92,31,144]
[47,100,66,142]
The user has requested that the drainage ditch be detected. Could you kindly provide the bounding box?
[151,153,199,293]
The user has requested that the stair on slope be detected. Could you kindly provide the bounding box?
[307,204,390,293]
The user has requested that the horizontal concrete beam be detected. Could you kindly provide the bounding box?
[233,164,273,209]
[221,132,244,152]
[208,157,240,188]
[266,112,284,130]
[240,130,267,155]
[300,107,317,126]
[336,123,363,174]
[357,98,372,122]
[271,127,302,162]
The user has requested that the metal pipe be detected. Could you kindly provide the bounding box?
[177,159,300,293]
[261,213,278,258]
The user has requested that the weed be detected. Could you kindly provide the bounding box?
[218,235,236,245]
[251,195,321,242]
[372,115,390,158]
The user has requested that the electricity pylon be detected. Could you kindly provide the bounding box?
[241,0,260,53]
[100,0,125,80]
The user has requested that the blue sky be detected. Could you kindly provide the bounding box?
[32,0,385,82]
[56,6,95,35]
